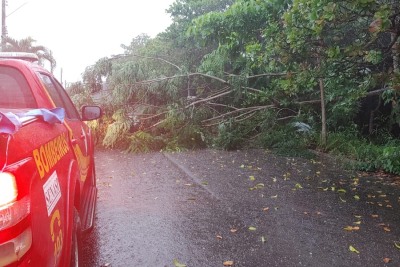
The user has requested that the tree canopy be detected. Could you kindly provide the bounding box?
[71,0,400,173]
[2,36,57,72]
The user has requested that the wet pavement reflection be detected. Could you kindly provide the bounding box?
[81,149,400,267]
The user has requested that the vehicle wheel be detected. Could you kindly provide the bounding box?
[70,209,81,267]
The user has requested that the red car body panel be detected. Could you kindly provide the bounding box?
[0,58,99,266]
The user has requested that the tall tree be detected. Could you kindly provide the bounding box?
[2,36,56,72]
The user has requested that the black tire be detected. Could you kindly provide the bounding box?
[70,208,82,267]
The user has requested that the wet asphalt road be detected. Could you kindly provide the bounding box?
[81,149,400,267]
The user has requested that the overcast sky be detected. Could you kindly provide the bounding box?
[6,0,175,84]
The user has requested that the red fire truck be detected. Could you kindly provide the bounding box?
[0,52,101,266]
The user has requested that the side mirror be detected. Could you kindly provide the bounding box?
[81,105,102,121]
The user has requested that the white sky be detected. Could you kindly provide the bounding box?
[6,0,175,84]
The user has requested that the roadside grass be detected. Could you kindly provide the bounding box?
[257,126,400,175]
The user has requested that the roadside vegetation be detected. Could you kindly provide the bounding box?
[66,0,400,174]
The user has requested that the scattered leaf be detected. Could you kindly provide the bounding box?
[271,195,278,199]
[344,226,360,231]
[295,183,303,189]
[240,164,245,168]
[371,214,379,218]
[249,183,265,191]
[256,183,265,188]
[354,195,360,200]
[337,189,346,193]
[201,181,208,185]
[383,227,391,232]
[272,177,277,183]
[248,226,257,231]
[223,261,234,266]
[394,241,400,250]
[383,258,391,263]
[261,236,266,243]
[339,197,347,202]
[354,215,362,219]
[263,207,270,212]
[353,221,361,225]
[249,176,256,181]
[173,259,187,267]
[349,245,360,254]
[216,235,223,240]
[316,211,322,215]
[230,228,238,233]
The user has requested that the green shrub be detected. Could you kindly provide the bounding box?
[102,110,132,148]
[259,123,315,158]
[127,131,165,153]
[213,121,246,150]
[379,142,400,174]
[323,131,400,175]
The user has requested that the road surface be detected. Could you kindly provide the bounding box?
[81,149,400,266]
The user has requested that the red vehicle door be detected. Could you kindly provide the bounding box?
[37,74,95,226]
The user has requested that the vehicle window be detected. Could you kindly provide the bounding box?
[0,66,37,108]
[38,73,80,120]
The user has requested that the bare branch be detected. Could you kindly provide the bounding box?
[137,72,230,85]
[366,87,391,96]
[247,73,290,79]
[186,90,233,108]
[202,105,274,123]
[207,102,238,110]
[243,87,265,94]
[139,111,168,121]
[111,54,182,71]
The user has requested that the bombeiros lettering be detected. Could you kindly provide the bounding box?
[33,133,70,179]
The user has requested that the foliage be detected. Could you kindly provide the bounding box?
[68,81,96,108]
[127,131,165,153]
[322,131,400,174]
[2,36,56,72]
[259,122,316,158]
[102,110,132,148]
[78,0,400,174]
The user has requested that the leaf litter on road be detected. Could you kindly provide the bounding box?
[173,258,187,267]
[261,236,266,243]
[349,245,360,254]
[344,226,360,231]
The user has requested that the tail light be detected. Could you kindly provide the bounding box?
[0,172,32,266]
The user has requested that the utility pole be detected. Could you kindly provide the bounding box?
[1,0,6,51]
